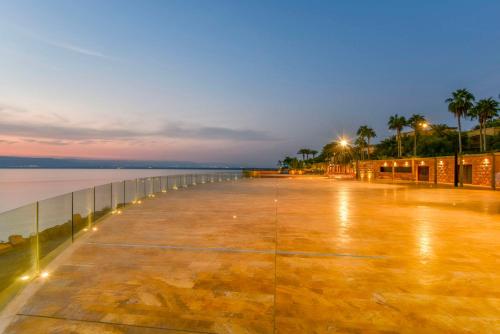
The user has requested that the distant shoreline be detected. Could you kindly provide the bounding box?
[0,156,271,170]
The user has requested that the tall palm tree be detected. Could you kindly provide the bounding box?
[310,149,318,160]
[446,88,475,187]
[356,125,377,160]
[408,114,426,157]
[297,149,307,161]
[470,98,499,151]
[388,115,407,158]
[354,136,367,160]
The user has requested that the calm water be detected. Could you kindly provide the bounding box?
[0,169,236,241]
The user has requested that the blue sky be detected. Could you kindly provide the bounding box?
[0,0,499,166]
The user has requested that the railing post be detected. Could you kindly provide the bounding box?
[123,181,126,206]
[35,201,40,274]
[71,192,74,243]
[92,186,96,225]
[110,183,113,211]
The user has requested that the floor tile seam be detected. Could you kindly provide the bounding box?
[84,241,388,259]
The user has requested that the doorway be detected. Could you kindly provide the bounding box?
[417,166,430,181]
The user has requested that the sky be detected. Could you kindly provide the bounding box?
[0,1,499,167]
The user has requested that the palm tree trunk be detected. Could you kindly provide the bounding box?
[367,139,371,160]
[479,124,483,152]
[457,116,463,187]
[413,131,417,157]
[397,130,401,158]
[482,122,487,151]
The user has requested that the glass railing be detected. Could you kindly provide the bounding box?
[0,171,241,310]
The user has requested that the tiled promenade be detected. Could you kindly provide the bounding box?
[3,178,500,333]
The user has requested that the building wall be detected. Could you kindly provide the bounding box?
[356,153,498,190]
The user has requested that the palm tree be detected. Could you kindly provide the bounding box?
[470,98,499,151]
[282,156,294,168]
[354,136,367,160]
[356,125,376,160]
[297,148,309,161]
[388,115,407,158]
[310,149,318,160]
[408,114,426,157]
[446,88,475,187]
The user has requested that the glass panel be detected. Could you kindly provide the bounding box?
[168,175,179,190]
[153,177,161,193]
[160,176,168,193]
[0,203,36,308]
[144,178,153,196]
[94,184,111,221]
[38,193,72,261]
[73,188,92,237]
[111,181,125,209]
[124,179,137,203]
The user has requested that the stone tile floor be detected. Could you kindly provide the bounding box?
[4,178,500,333]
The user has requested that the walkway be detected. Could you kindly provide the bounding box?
[3,178,500,333]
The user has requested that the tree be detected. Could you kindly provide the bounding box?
[388,115,407,158]
[431,123,454,138]
[355,136,367,160]
[282,156,294,168]
[408,114,427,157]
[470,98,499,151]
[310,149,318,160]
[446,88,475,187]
[357,125,376,160]
[297,148,309,161]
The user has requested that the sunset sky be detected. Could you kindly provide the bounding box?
[0,1,499,166]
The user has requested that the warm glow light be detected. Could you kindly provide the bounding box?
[162,190,167,193]
[420,161,425,166]
[92,227,98,231]
[393,162,397,167]
[404,161,409,167]
[383,162,388,167]
[40,271,49,278]
[420,122,429,129]
[20,275,30,281]
[137,200,142,204]
[438,160,443,165]
[83,228,89,232]
[232,215,237,219]
[483,158,489,165]
[339,138,348,147]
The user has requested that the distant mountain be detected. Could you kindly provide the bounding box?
[0,156,242,169]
